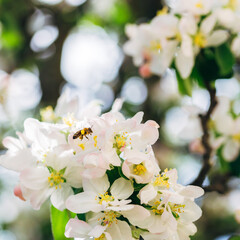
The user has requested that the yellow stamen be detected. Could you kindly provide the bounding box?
[78,143,85,150]
[195,1,203,8]
[194,32,207,48]
[100,211,118,226]
[233,134,240,142]
[40,106,56,122]
[157,6,168,15]
[94,135,98,147]
[98,192,114,205]
[153,169,170,188]
[48,172,64,189]
[169,203,185,218]
[133,163,147,175]
[151,200,165,215]
[150,40,162,52]
[62,113,75,127]
[227,0,237,10]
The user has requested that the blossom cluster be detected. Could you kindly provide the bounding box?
[124,0,240,79]
[180,94,240,162]
[0,94,204,240]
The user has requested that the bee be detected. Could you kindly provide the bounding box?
[73,127,93,140]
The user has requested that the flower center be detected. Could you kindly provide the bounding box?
[227,0,237,10]
[113,133,128,153]
[48,172,65,189]
[98,192,115,205]
[40,106,56,122]
[169,203,185,219]
[101,211,118,226]
[195,1,203,9]
[133,163,147,175]
[194,32,207,48]
[151,200,165,215]
[150,40,162,53]
[62,113,76,127]
[153,170,170,188]
[233,134,240,142]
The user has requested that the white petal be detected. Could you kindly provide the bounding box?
[139,184,157,204]
[0,148,35,172]
[29,188,53,210]
[20,167,49,190]
[88,225,107,238]
[107,220,132,240]
[50,184,74,211]
[200,14,216,35]
[83,174,110,194]
[178,185,204,199]
[65,218,91,238]
[206,30,228,47]
[181,200,202,222]
[66,191,102,213]
[110,178,133,200]
[175,48,194,79]
[222,139,239,162]
[122,205,150,225]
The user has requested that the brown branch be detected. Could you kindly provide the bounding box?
[191,81,218,186]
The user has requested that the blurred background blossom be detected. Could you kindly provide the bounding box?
[0,0,240,239]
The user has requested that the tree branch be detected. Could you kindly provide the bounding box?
[191,81,218,186]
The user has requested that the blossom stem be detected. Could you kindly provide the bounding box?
[192,81,218,186]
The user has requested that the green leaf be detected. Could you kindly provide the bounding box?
[50,205,76,240]
[229,154,240,177]
[175,70,192,96]
[228,236,240,240]
[215,43,235,76]
[195,48,220,82]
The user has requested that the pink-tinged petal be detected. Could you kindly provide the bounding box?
[139,64,152,78]
[50,184,74,211]
[2,136,25,151]
[30,188,53,210]
[65,218,91,238]
[140,124,159,145]
[111,178,133,200]
[83,174,110,194]
[66,191,102,213]
[145,120,159,128]
[111,98,124,113]
[82,168,106,179]
[107,220,132,240]
[132,111,144,125]
[122,205,150,225]
[0,148,35,172]
[14,185,25,201]
[178,185,204,199]
[122,162,131,179]
[20,167,49,190]
[139,184,157,204]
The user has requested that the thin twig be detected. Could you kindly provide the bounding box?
[191,81,218,186]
